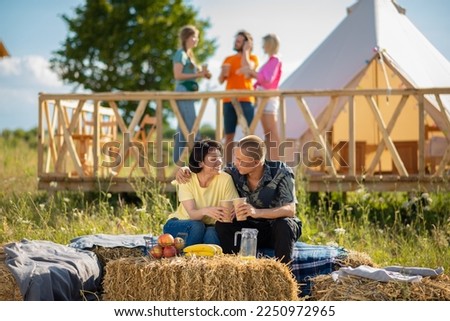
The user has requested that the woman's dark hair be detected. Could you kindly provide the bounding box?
[188,139,223,173]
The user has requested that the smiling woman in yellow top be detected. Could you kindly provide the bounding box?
[163,139,239,245]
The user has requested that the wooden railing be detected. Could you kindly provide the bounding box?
[37,88,450,192]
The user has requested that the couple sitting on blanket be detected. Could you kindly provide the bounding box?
[163,135,302,264]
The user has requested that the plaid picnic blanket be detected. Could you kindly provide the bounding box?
[259,242,348,296]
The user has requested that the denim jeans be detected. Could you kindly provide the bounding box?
[163,218,220,246]
[173,84,200,164]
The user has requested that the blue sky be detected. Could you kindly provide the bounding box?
[0,0,449,130]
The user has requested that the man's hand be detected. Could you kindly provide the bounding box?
[176,166,191,184]
[235,203,257,221]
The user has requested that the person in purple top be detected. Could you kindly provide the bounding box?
[242,34,283,160]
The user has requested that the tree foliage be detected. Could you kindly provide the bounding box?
[50,0,216,121]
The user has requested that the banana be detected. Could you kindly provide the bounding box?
[185,251,215,257]
[183,243,224,257]
[209,244,223,255]
[183,244,218,255]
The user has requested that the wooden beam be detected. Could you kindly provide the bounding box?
[348,96,355,176]
[365,95,408,176]
[279,96,286,143]
[53,100,86,173]
[249,98,268,134]
[93,101,101,176]
[128,100,148,137]
[38,87,450,102]
[231,98,250,135]
[191,98,208,139]
[418,95,425,177]
[169,99,190,140]
[43,100,57,171]
[296,96,337,176]
[156,99,165,181]
[215,99,224,142]
[108,101,128,134]
[57,102,84,177]
[323,96,340,133]
[367,95,409,175]
[38,96,44,176]
[434,94,450,176]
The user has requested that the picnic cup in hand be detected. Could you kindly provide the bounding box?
[219,200,234,223]
[233,197,247,221]
[221,64,231,77]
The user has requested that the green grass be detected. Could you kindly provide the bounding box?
[1,129,449,273]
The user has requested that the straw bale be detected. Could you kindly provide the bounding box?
[311,273,450,301]
[103,255,299,301]
[0,245,23,301]
[335,249,377,268]
[91,246,144,267]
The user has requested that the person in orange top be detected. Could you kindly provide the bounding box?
[218,30,259,164]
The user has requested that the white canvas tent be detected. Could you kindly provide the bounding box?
[280,0,450,174]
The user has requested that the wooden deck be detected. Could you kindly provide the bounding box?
[37,88,450,193]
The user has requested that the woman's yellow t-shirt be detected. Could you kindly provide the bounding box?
[168,172,239,225]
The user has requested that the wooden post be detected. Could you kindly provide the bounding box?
[156,99,165,181]
[249,97,268,134]
[215,98,224,142]
[418,94,425,177]
[348,95,356,176]
[38,95,44,177]
[44,102,57,173]
[434,94,450,176]
[169,99,190,141]
[296,96,337,176]
[366,95,409,175]
[279,95,286,162]
[365,95,408,177]
[279,95,286,143]
[93,101,100,176]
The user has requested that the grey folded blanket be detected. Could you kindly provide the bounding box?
[4,239,102,301]
[331,265,444,283]
[69,233,150,249]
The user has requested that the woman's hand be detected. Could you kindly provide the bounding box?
[203,206,227,222]
[196,68,211,79]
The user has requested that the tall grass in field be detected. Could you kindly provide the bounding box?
[1,129,449,272]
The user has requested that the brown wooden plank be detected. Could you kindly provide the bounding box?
[156,99,165,181]
[169,99,190,140]
[57,102,84,176]
[108,100,128,134]
[418,95,425,177]
[367,95,409,175]
[348,96,355,176]
[249,97,268,134]
[434,94,450,176]
[296,96,337,176]
[365,95,408,176]
[128,100,148,137]
[215,99,224,141]
[231,98,250,135]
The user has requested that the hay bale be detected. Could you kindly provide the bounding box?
[335,249,377,268]
[0,245,23,301]
[91,246,144,267]
[103,255,299,301]
[311,273,450,301]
